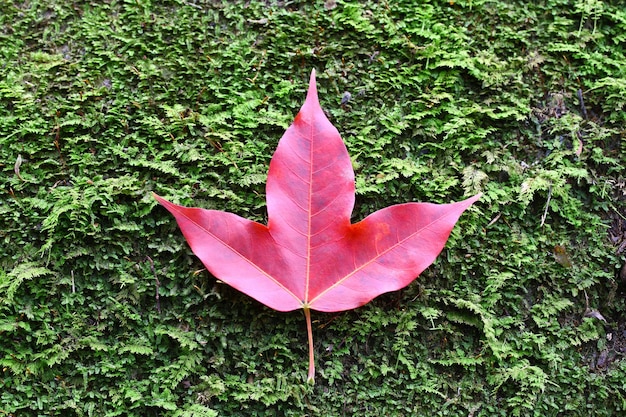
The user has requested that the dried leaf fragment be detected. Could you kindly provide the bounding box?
[14,154,25,181]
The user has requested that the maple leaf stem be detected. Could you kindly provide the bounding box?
[304,306,315,384]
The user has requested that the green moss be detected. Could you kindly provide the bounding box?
[1,0,625,415]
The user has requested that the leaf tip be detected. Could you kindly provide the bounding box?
[152,192,172,209]
[306,69,318,103]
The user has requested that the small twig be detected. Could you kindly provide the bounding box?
[583,290,607,323]
[184,1,203,10]
[610,203,626,221]
[368,50,380,64]
[486,212,501,228]
[540,184,552,227]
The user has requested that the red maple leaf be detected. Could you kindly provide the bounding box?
[153,70,480,382]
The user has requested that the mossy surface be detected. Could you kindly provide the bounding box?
[1,1,625,415]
